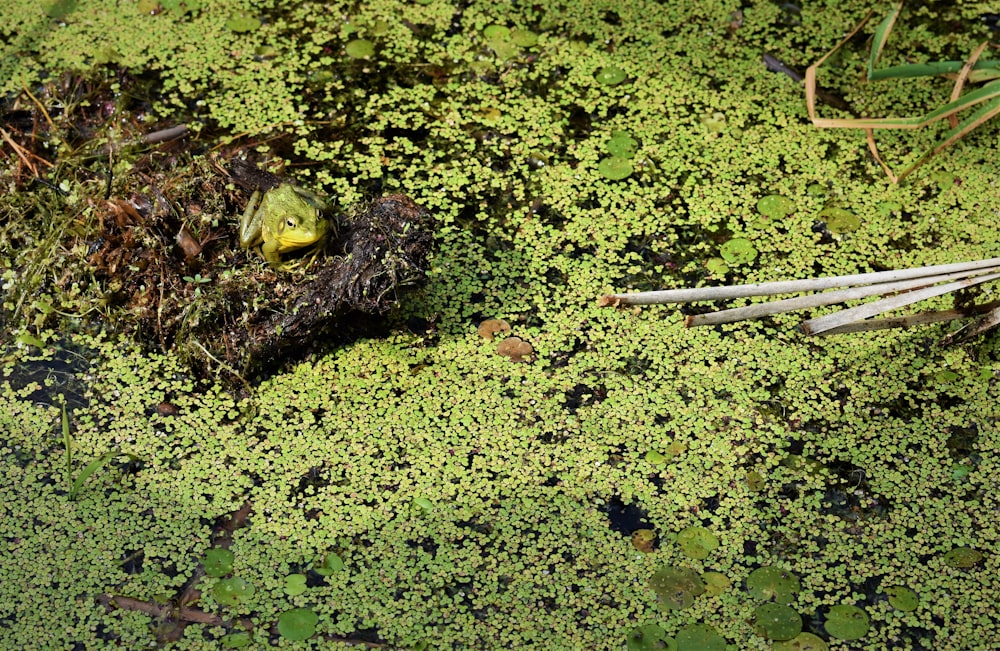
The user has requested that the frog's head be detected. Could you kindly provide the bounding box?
[269,185,330,252]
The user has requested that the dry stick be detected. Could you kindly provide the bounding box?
[600,258,1000,306]
[800,272,1000,335]
[819,301,1000,335]
[685,266,999,326]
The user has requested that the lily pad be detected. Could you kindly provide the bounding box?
[719,238,757,265]
[746,566,800,602]
[820,208,861,233]
[756,194,796,219]
[277,607,319,641]
[824,604,870,640]
[702,571,731,596]
[649,565,706,611]
[203,548,235,578]
[314,552,345,576]
[675,623,725,651]
[676,526,719,560]
[884,585,918,611]
[772,632,829,651]
[595,66,627,86]
[597,156,633,180]
[213,577,255,607]
[284,573,308,596]
[220,632,252,648]
[645,449,668,465]
[632,529,657,553]
[943,546,983,568]
[626,623,676,651]
[753,602,802,640]
[225,13,261,33]
[345,38,375,59]
[607,131,639,158]
[745,470,765,492]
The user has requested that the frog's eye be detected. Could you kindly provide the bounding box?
[285,218,297,229]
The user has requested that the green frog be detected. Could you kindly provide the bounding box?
[239,184,331,270]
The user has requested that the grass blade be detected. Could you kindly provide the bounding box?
[68,451,140,501]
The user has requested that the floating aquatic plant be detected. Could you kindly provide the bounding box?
[649,565,705,611]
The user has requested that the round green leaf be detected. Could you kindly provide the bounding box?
[626,623,676,651]
[203,548,235,578]
[756,194,796,219]
[753,602,802,640]
[746,566,800,602]
[702,571,731,596]
[597,156,633,180]
[510,29,538,47]
[220,632,252,648]
[345,39,375,59]
[225,13,261,32]
[213,577,255,607]
[820,208,861,233]
[885,585,918,611]
[277,607,319,641]
[649,565,705,611]
[825,604,870,640]
[595,66,627,85]
[943,546,983,568]
[607,131,639,158]
[676,526,719,560]
[314,552,345,576]
[675,623,725,651]
[284,573,308,596]
[719,238,757,265]
[772,632,829,651]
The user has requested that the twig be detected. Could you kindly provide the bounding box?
[800,272,1000,334]
[686,267,999,326]
[599,258,1000,306]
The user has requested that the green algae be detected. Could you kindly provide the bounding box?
[2,0,1000,649]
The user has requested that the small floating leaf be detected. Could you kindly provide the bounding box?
[345,38,375,59]
[772,632,829,651]
[649,565,705,611]
[675,623,725,651]
[745,470,765,492]
[225,13,261,32]
[820,208,861,233]
[631,529,657,553]
[213,577,255,606]
[413,497,435,514]
[626,623,676,651]
[510,28,538,47]
[220,632,252,648]
[719,238,757,265]
[943,546,983,568]
[597,156,633,180]
[607,131,639,158]
[824,604,870,640]
[746,566,800,602]
[595,66,627,85]
[676,526,719,560]
[203,549,235,578]
[645,450,668,465]
[754,602,802,640]
[277,607,319,641]
[284,573,308,596]
[314,552,345,576]
[884,585,918,611]
[756,195,796,219]
[702,571,731,596]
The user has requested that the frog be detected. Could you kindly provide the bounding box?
[239,184,331,270]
